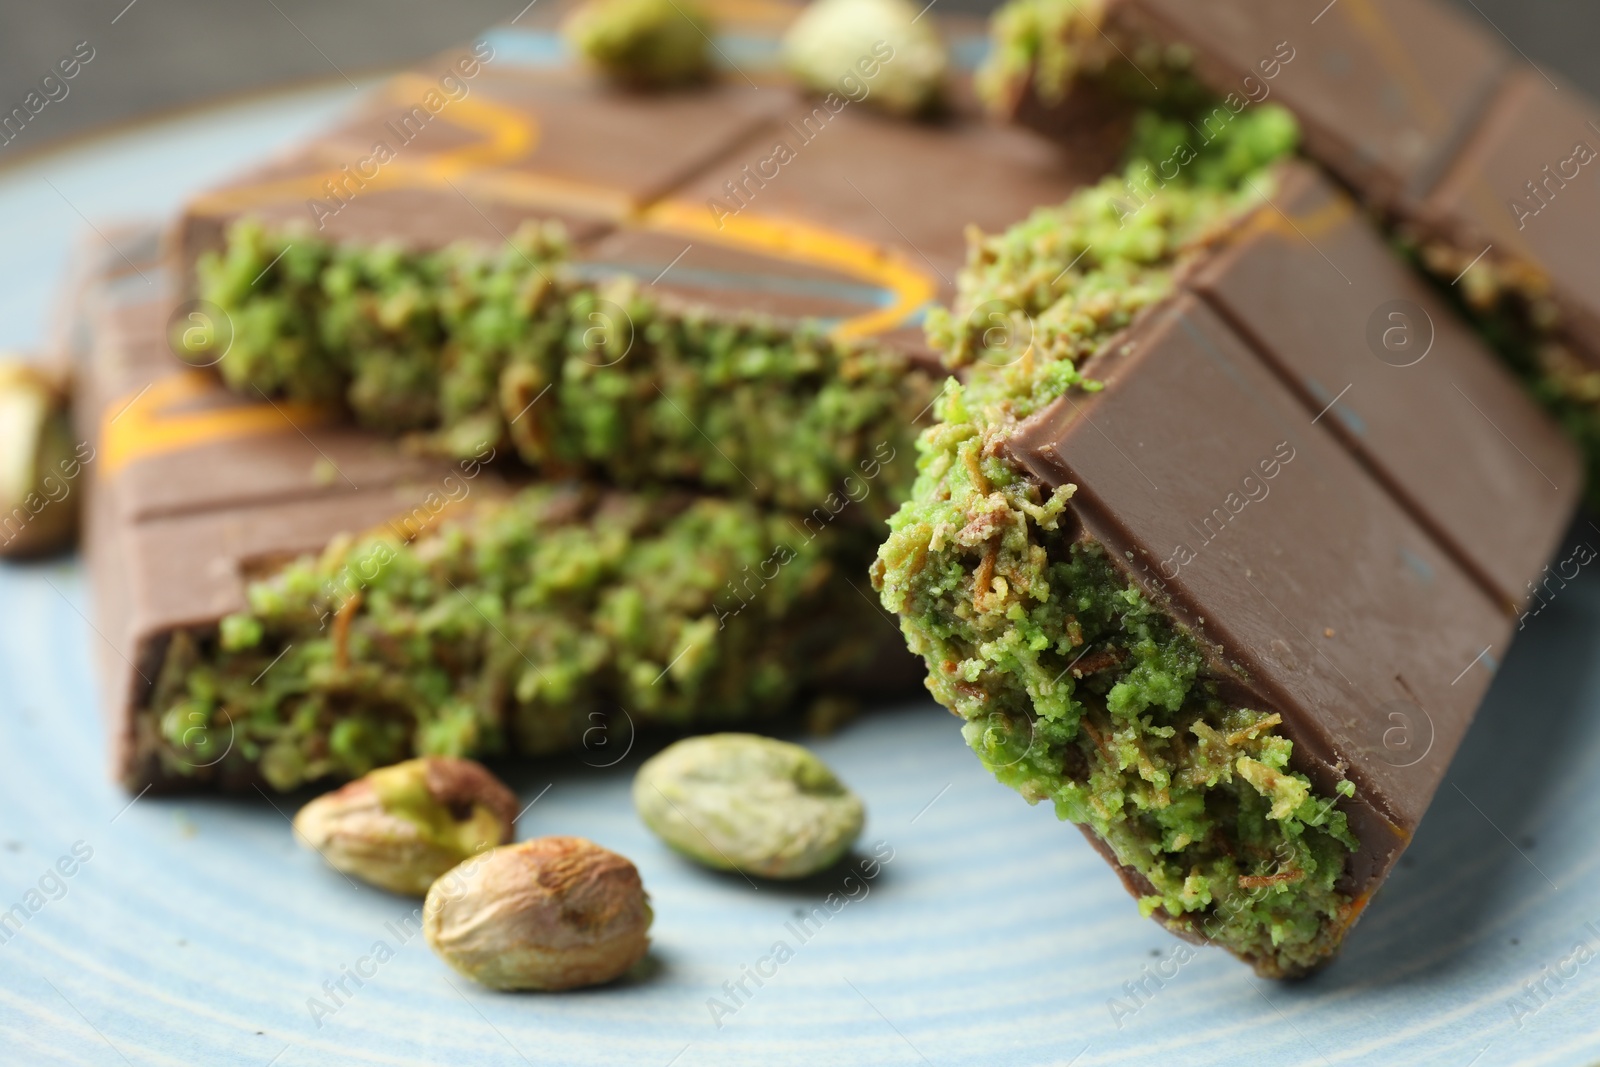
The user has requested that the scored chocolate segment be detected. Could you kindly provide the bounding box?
[1111,0,1507,214]
[1191,164,1582,613]
[1006,293,1515,901]
[667,102,1119,282]
[174,63,789,274]
[1074,0,1600,374]
[1423,69,1600,364]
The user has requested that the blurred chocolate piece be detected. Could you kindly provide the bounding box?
[996,0,1600,373]
[174,1,1101,359]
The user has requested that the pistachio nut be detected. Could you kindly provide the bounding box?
[782,0,948,118]
[292,756,518,895]
[633,733,864,879]
[424,836,652,991]
[0,359,83,559]
[564,0,714,89]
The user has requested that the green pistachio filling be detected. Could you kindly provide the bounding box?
[875,109,1364,974]
[162,217,933,792]
[191,220,930,520]
[142,487,886,790]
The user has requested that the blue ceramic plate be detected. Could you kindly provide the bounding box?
[2,45,1600,1067]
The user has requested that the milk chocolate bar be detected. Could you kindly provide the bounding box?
[982,0,1600,494]
[166,3,1109,515]
[875,160,1580,976]
[173,0,1101,361]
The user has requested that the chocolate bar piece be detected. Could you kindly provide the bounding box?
[982,0,1600,496]
[875,159,1580,975]
[167,3,1109,516]
[190,222,937,522]
[174,1,1103,353]
[76,232,916,791]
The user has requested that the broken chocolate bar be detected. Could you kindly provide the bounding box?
[76,231,913,791]
[981,0,1600,497]
[174,1,1099,353]
[876,158,1580,976]
[167,2,1107,515]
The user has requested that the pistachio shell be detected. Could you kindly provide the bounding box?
[424,837,652,991]
[564,0,714,89]
[782,0,948,118]
[0,360,81,559]
[292,757,518,895]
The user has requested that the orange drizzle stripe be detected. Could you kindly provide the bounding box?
[102,372,329,477]
[640,198,937,339]
[1246,190,1355,243]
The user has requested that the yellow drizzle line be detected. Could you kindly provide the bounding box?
[640,199,937,340]
[392,75,537,180]
[190,78,541,217]
[1244,190,1354,244]
[102,372,327,477]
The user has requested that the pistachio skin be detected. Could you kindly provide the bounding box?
[633,733,865,879]
[291,757,518,896]
[0,360,80,559]
[424,837,652,991]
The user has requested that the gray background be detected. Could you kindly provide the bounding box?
[0,0,1593,162]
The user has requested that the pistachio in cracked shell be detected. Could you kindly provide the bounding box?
[782,0,948,118]
[425,837,652,991]
[292,757,518,895]
[0,360,87,559]
[634,733,864,879]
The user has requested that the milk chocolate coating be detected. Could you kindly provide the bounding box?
[1056,0,1600,370]
[1191,164,1580,613]
[1005,166,1581,912]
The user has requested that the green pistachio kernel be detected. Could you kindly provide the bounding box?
[565,0,714,89]
[782,0,948,118]
[633,733,864,879]
[292,756,518,895]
